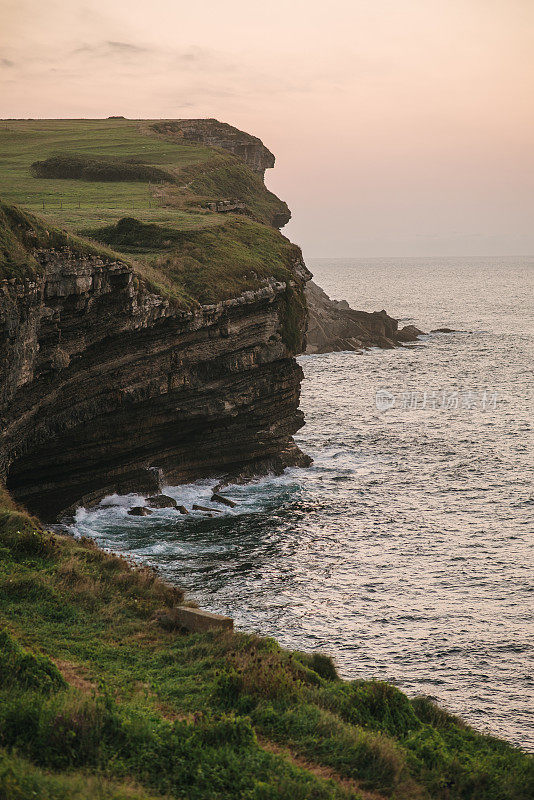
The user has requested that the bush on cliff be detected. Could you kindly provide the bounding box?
[30,154,175,184]
[0,629,66,694]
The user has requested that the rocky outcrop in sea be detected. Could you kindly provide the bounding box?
[305,280,424,353]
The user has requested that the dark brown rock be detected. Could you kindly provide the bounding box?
[211,492,236,508]
[146,494,177,509]
[156,605,233,633]
[0,248,310,520]
[176,505,189,515]
[305,281,424,353]
[128,506,152,516]
[396,324,425,342]
[192,504,222,513]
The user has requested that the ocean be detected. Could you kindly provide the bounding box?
[70,256,534,751]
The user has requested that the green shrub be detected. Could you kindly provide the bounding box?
[296,652,339,682]
[0,518,57,559]
[256,702,406,791]
[322,680,421,738]
[84,216,185,252]
[30,155,174,184]
[411,695,466,729]
[0,749,166,800]
[0,630,65,694]
[404,723,534,800]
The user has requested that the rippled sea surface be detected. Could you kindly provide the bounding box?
[71,257,534,751]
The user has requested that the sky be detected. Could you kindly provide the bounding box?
[1,0,533,257]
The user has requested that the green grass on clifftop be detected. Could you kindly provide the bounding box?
[0,118,300,310]
[87,214,301,304]
[0,496,532,800]
[0,200,121,280]
[0,119,288,230]
[0,202,304,333]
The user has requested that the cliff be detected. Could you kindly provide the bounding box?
[0,121,531,799]
[305,280,424,354]
[0,119,309,520]
[0,206,310,521]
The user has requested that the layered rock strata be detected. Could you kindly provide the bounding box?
[0,249,310,520]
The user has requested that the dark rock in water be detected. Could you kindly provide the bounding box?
[213,443,312,493]
[176,505,189,515]
[211,492,236,508]
[431,327,457,333]
[192,503,222,513]
[305,281,424,353]
[128,506,152,516]
[396,324,425,342]
[146,494,177,509]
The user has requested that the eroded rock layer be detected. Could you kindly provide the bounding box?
[0,249,310,520]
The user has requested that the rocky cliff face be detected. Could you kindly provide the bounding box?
[305,281,423,353]
[0,245,310,520]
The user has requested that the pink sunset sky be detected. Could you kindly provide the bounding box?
[1,0,533,257]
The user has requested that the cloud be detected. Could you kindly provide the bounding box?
[106,40,149,53]
[72,40,151,57]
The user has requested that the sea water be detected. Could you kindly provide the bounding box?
[70,257,534,751]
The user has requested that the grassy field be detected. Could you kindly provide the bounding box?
[0,500,532,800]
[0,119,213,212]
[0,119,288,232]
[0,118,295,307]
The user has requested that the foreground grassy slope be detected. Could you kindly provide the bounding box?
[1,119,532,798]
[0,501,532,800]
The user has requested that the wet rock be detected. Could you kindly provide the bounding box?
[431,327,457,333]
[211,492,236,508]
[128,506,152,516]
[146,494,177,509]
[176,505,189,515]
[396,324,425,342]
[192,503,222,513]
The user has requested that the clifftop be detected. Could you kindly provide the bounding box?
[0,118,289,232]
[150,118,276,176]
